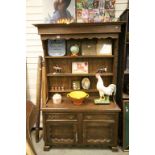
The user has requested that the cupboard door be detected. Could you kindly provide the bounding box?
[83,121,114,145]
[46,121,78,145]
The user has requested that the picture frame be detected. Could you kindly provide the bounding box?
[72,62,88,74]
[76,0,116,23]
[72,81,81,90]
[44,0,76,23]
[82,39,97,55]
[96,39,112,55]
[48,40,66,56]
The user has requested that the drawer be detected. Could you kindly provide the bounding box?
[45,113,77,120]
[83,113,115,120]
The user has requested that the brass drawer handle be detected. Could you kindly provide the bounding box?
[50,115,55,119]
[68,115,74,119]
[86,116,92,119]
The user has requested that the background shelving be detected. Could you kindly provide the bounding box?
[117,8,129,151]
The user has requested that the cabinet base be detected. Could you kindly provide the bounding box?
[43,144,119,151]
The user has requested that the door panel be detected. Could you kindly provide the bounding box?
[83,121,114,145]
[46,121,78,145]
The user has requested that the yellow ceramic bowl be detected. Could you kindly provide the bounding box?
[67,91,89,105]
[67,91,89,99]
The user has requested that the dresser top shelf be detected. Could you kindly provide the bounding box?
[45,55,114,59]
[42,99,121,113]
[34,22,125,37]
[34,22,125,27]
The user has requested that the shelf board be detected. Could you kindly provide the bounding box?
[49,89,98,93]
[45,55,114,59]
[47,73,113,77]
[122,93,129,99]
[43,99,121,112]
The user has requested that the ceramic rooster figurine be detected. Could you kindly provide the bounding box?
[95,73,116,103]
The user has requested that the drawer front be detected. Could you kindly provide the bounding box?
[45,113,77,121]
[83,113,115,120]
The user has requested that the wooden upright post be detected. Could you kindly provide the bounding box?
[35,56,42,142]
[42,60,47,107]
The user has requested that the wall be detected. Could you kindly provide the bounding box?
[26,0,43,103]
[26,0,128,104]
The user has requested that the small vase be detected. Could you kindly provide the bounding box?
[70,45,79,56]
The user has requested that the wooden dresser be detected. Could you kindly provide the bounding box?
[42,100,120,151]
[34,23,122,151]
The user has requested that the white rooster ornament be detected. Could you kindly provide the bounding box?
[95,73,116,103]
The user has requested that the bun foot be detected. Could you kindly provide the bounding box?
[44,145,51,151]
[112,146,118,152]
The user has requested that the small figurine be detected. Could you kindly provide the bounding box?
[70,44,80,56]
[52,93,62,104]
[53,65,62,73]
[97,67,107,73]
[61,86,64,91]
[94,73,116,104]
[51,85,64,91]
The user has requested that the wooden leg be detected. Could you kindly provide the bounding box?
[44,145,51,151]
[112,146,118,152]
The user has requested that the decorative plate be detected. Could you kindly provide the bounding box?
[81,77,90,90]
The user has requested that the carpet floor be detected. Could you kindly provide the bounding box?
[31,131,129,155]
